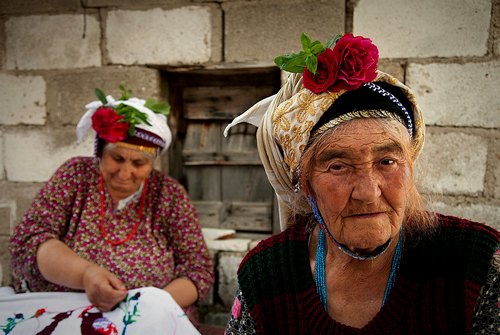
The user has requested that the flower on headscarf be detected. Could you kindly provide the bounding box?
[91,85,171,142]
[302,48,338,94]
[330,34,378,91]
[275,33,379,94]
[91,107,129,142]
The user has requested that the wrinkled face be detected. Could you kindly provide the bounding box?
[307,118,411,254]
[100,145,154,200]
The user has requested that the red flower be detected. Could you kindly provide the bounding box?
[303,48,339,94]
[91,107,129,143]
[330,33,379,91]
[302,34,378,94]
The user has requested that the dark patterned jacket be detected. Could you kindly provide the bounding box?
[227,214,499,334]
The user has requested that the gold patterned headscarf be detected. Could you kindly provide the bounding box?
[225,32,425,230]
[225,70,425,230]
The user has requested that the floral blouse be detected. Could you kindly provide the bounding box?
[9,157,214,320]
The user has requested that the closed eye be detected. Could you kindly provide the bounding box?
[132,160,147,167]
[112,155,125,163]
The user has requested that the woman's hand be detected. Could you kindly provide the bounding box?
[37,239,127,311]
[82,265,128,312]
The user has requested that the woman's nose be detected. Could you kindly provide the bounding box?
[351,170,381,203]
[117,163,132,179]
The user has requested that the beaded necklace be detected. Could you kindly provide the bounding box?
[314,229,403,311]
[308,196,403,311]
[99,175,148,246]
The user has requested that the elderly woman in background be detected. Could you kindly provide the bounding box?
[224,33,499,334]
[6,87,213,334]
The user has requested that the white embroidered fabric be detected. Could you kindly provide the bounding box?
[0,286,200,334]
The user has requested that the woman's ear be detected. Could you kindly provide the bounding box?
[300,170,313,197]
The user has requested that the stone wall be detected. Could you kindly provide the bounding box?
[1,0,499,328]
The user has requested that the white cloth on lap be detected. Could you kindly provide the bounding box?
[0,286,200,334]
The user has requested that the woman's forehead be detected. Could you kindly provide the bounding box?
[317,140,404,163]
[105,145,150,160]
[327,118,406,140]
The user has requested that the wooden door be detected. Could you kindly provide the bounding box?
[165,68,281,235]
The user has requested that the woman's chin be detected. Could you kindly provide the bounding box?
[346,237,392,255]
[109,181,136,194]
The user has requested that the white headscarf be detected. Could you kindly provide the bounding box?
[76,95,172,153]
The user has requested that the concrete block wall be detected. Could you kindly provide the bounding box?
[354,0,500,228]
[1,0,499,328]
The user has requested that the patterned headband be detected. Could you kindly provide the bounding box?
[313,82,414,139]
[313,109,406,137]
[363,82,414,138]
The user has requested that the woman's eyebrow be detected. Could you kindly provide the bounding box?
[373,142,404,155]
[316,149,352,164]
[317,141,403,163]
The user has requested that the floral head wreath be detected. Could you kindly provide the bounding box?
[76,85,173,155]
[225,33,425,229]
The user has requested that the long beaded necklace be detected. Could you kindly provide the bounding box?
[308,196,403,311]
[99,175,148,246]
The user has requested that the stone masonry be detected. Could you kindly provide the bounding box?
[1,0,499,329]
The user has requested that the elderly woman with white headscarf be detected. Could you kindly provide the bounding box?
[224,33,499,334]
[6,88,213,334]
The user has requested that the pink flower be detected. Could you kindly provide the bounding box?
[303,48,338,94]
[330,33,379,91]
[91,107,129,143]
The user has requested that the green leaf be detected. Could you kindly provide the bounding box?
[138,115,152,126]
[115,104,130,116]
[310,41,325,55]
[128,124,136,136]
[325,34,342,49]
[143,98,155,109]
[301,33,325,57]
[274,32,344,75]
[118,85,133,100]
[115,102,154,131]
[274,53,307,73]
[137,113,149,122]
[305,55,318,74]
[300,33,312,51]
[152,103,171,115]
[95,88,107,105]
[145,98,171,116]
